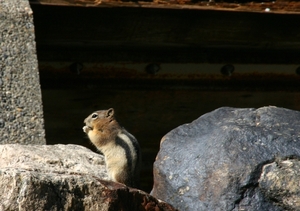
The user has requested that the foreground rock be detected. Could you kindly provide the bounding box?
[0,144,176,211]
[259,158,300,211]
[151,106,300,211]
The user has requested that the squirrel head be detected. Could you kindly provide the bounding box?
[84,108,115,130]
[83,108,119,147]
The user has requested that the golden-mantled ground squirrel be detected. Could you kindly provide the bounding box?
[83,108,141,188]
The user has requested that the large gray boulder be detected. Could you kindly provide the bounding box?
[151,106,300,211]
[0,144,176,211]
[0,0,45,144]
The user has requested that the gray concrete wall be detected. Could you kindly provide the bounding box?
[0,0,45,144]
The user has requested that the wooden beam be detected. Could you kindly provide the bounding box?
[30,0,300,14]
[31,4,300,63]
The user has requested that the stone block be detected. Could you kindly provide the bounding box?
[0,144,176,211]
[0,0,45,144]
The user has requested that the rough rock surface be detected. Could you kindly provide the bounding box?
[151,106,300,211]
[0,0,45,144]
[259,158,300,211]
[0,144,176,211]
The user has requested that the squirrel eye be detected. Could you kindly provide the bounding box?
[91,113,98,119]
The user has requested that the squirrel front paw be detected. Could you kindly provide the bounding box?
[83,125,91,133]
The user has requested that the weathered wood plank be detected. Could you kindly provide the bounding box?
[31,4,300,63]
[30,0,300,14]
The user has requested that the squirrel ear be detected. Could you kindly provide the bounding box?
[106,108,114,118]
